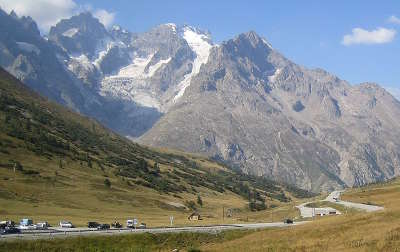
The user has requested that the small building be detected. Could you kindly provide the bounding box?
[314,207,340,216]
[188,212,202,221]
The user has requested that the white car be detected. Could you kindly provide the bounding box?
[59,221,73,228]
[36,222,50,230]
[18,224,37,230]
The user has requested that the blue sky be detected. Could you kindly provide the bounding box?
[1,0,399,95]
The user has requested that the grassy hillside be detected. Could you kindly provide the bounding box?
[199,178,400,251]
[2,177,400,251]
[0,68,313,227]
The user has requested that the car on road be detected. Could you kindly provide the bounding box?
[36,222,50,230]
[59,221,74,228]
[97,224,110,230]
[88,222,100,228]
[283,219,293,224]
[138,223,146,229]
[1,226,21,235]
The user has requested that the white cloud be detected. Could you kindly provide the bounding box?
[94,9,115,28]
[0,0,115,32]
[342,27,396,46]
[388,15,400,25]
[385,87,400,101]
[0,0,77,32]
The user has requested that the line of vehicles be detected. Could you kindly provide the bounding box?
[0,218,146,235]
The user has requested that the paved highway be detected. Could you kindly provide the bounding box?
[0,190,384,240]
[0,222,307,240]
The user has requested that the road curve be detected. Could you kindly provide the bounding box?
[325,190,384,212]
[297,190,384,218]
[0,222,308,240]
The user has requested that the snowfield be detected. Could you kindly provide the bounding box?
[173,26,213,102]
[62,28,79,38]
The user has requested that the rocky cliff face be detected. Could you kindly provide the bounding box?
[1,9,400,192]
[140,32,400,191]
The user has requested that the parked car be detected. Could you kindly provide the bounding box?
[1,226,21,235]
[36,222,50,230]
[0,220,15,229]
[88,222,100,228]
[111,221,122,228]
[126,219,135,228]
[138,223,146,229]
[59,221,74,228]
[97,224,110,230]
[283,219,293,224]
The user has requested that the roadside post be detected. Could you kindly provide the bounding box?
[170,216,174,227]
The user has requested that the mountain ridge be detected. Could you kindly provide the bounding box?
[1,9,400,191]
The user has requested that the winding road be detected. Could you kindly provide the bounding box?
[297,190,384,218]
[325,190,384,212]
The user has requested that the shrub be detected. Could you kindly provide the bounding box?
[104,178,111,188]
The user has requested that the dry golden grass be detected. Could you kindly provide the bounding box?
[200,178,400,252]
[0,144,300,228]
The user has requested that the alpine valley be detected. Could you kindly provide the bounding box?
[1,9,400,192]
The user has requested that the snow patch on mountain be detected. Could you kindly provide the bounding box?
[165,23,177,33]
[268,68,281,82]
[112,25,121,31]
[134,93,161,109]
[147,57,172,76]
[100,53,171,109]
[262,38,273,49]
[117,54,154,78]
[113,53,171,79]
[68,54,95,72]
[16,42,40,55]
[93,41,121,69]
[173,27,212,101]
[62,28,79,38]
[100,76,161,109]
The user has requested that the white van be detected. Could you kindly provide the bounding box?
[126,219,137,228]
[36,222,50,230]
[59,221,73,228]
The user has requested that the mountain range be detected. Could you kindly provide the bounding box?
[1,9,400,192]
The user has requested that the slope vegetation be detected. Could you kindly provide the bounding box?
[0,68,312,227]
